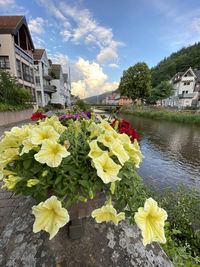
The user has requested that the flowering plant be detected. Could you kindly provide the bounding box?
[31,111,47,121]
[0,114,167,245]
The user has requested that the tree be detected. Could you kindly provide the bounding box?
[118,62,152,102]
[147,81,174,105]
[0,70,31,104]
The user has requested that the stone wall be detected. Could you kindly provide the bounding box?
[0,197,173,267]
[0,109,34,126]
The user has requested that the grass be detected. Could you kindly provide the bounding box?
[121,106,200,126]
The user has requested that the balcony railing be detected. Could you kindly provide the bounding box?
[15,44,33,64]
[44,85,57,93]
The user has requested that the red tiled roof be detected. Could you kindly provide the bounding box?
[0,16,23,33]
[33,49,45,60]
[0,15,34,50]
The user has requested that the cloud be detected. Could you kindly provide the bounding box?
[71,58,118,98]
[32,36,45,48]
[191,17,200,33]
[97,41,122,64]
[28,17,45,34]
[48,52,69,71]
[0,0,15,7]
[38,0,123,63]
[108,63,120,69]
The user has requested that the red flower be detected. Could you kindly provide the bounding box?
[111,118,140,141]
[31,112,47,121]
[119,119,130,130]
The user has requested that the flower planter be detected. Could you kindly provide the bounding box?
[67,191,106,240]
[68,191,106,220]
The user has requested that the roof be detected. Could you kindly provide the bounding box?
[33,49,45,60]
[0,16,23,33]
[0,15,34,50]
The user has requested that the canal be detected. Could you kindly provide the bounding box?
[121,114,200,191]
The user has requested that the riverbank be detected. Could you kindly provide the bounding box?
[121,106,200,125]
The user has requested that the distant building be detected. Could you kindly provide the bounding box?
[49,63,70,107]
[163,67,200,108]
[0,15,36,102]
[119,96,133,106]
[103,92,133,106]
[33,49,56,107]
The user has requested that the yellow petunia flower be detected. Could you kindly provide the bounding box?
[134,198,168,246]
[93,152,121,184]
[31,125,60,145]
[2,175,21,189]
[99,120,113,132]
[123,139,144,168]
[97,133,115,148]
[20,139,38,155]
[88,140,104,159]
[0,148,19,166]
[88,122,103,139]
[117,133,131,144]
[39,116,66,134]
[32,195,70,240]
[0,135,19,152]
[34,140,70,167]
[109,139,130,165]
[91,203,125,225]
[27,179,40,187]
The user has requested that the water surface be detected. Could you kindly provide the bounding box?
[121,115,200,191]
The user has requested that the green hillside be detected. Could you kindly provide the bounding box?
[151,42,200,87]
[84,91,113,104]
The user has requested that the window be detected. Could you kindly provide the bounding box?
[0,56,10,69]
[35,76,40,85]
[16,59,22,79]
[184,82,190,85]
[22,63,34,83]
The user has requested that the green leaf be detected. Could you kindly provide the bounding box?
[79,180,89,188]
[23,159,32,170]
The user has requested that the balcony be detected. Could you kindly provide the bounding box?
[178,93,195,99]
[15,44,33,64]
[44,85,56,93]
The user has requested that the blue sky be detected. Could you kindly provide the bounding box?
[0,0,200,97]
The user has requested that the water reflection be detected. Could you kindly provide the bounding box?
[121,115,200,191]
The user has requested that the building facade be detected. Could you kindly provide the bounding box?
[49,63,70,107]
[0,16,36,102]
[163,67,200,108]
[33,49,56,107]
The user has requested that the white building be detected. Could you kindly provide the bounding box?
[49,63,70,107]
[164,67,200,108]
[33,49,56,107]
[0,16,36,102]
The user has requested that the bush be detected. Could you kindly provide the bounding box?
[152,186,200,266]
[0,103,33,111]
[0,70,32,104]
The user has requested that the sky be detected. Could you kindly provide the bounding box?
[0,0,200,98]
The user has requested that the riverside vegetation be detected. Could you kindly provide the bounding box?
[121,105,200,126]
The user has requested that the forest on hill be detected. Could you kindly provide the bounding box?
[151,42,200,87]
